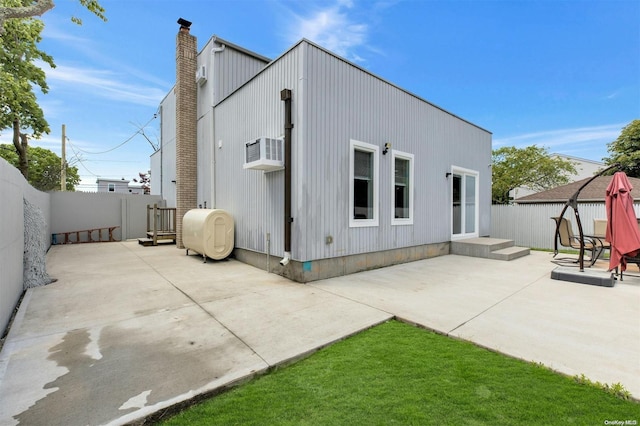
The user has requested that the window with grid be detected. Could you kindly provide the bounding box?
[349,140,379,227]
[392,150,414,225]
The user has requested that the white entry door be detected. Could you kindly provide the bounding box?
[451,167,479,239]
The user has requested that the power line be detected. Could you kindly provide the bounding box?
[66,138,99,177]
[69,115,157,155]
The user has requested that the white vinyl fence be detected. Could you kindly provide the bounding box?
[491,203,640,250]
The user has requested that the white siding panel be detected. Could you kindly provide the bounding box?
[214,48,300,258]
[214,41,491,262]
[491,203,640,250]
[299,43,491,261]
[154,92,177,207]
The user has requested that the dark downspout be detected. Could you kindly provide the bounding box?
[280,89,293,266]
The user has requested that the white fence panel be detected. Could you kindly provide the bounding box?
[491,203,640,250]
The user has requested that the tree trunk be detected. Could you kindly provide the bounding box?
[12,117,28,180]
[0,0,54,34]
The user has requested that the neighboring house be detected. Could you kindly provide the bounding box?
[151,23,492,282]
[127,182,145,195]
[515,175,640,204]
[96,178,144,195]
[510,155,604,200]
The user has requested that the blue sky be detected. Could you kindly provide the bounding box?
[1,0,638,191]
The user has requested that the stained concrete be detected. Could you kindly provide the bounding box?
[0,243,638,425]
[0,242,391,425]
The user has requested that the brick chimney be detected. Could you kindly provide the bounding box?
[175,19,197,249]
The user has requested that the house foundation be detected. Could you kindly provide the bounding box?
[233,242,450,283]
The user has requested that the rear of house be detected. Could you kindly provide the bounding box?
[152,28,492,282]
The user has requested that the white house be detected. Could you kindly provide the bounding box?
[151,22,492,282]
[96,178,130,194]
[510,155,604,200]
[96,178,144,195]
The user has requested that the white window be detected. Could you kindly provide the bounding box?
[108,183,115,192]
[392,150,414,225]
[349,139,379,227]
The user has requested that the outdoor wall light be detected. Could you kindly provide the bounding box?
[445,172,452,178]
[383,142,391,155]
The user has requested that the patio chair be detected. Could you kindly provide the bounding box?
[618,253,640,281]
[599,218,640,280]
[551,217,604,266]
[592,218,611,262]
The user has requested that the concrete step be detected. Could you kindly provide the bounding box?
[489,246,530,261]
[138,238,155,246]
[451,237,515,258]
[451,237,529,261]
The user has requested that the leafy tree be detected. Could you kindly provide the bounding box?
[0,0,54,179]
[0,0,53,29]
[0,143,80,190]
[0,0,106,32]
[492,145,576,204]
[602,120,640,178]
[0,0,105,179]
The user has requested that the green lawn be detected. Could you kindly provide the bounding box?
[161,320,639,425]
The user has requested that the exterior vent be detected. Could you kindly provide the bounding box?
[196,65,207,85]
[243,137,284,171]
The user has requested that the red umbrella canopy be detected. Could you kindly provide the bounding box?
[606,172,640,272]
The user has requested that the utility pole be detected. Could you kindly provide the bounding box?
[60,124,66,191]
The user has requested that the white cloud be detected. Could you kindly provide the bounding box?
[286,0,370,62]
[42,24,90,45]
[493,123,626,162]
[493,123,624,149]
[40,61,166,107]
[42,20,172,90]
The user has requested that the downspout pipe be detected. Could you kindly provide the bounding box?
[280,88,293,266]
[159,105,163,198]
[210,42,225,208]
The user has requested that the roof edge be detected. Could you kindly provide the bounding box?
[201,35,272,63]
[214,37,491,135]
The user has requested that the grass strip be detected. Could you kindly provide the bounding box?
[162,320,639,425]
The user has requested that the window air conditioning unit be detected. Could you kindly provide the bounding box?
[196,65,207,86]
[243,137,284,172]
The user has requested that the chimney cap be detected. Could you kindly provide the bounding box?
[177,18,192,29]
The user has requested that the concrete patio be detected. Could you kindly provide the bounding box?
[0,241,638,425]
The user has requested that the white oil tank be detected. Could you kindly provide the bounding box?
[183,209,234,261]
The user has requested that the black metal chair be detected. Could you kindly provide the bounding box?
[617,253,640,281]
[551,217,605,267]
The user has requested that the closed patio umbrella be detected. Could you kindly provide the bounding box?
[605,172,640,272]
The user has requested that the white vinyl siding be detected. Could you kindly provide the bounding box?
[350,139,379,227]
[212,40,492,262]
[392,150,414,225]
